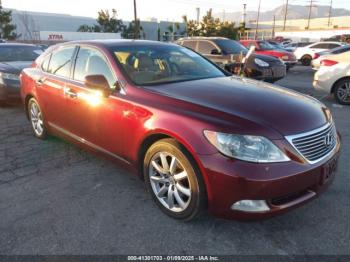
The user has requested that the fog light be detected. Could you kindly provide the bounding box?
[231,200,270,212]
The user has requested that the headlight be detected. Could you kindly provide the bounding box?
[254,58,269,67]
[0,72,20,81]
[204,131,290,163]
[281,55,289,61]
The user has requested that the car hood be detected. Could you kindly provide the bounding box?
[253,53,280,62]
[0,61,33,74]
[145,77,330,136]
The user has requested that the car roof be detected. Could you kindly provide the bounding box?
[178,37,229,41]
[59,39,179,48]
[0,43,38,47]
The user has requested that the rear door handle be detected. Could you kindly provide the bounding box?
[64,88,78,98]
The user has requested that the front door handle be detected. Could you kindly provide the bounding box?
[64,88,78,98]
[35,77,46,86]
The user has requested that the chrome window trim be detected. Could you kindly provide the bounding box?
[285,122,338,164]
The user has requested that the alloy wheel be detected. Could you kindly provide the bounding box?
[30,101,44,137]
[336,82,350,103]
[148,152,191,213]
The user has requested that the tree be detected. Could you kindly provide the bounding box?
[77,9,125,33]
[182,9,238,40]
[0,5,18,40]
[122,20,144,39]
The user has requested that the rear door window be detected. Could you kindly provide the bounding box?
[47,47,76,78]
[197,41,216,54]
[182,41,197,51]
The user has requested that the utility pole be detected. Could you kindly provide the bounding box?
[255,0,261,40]
[328,0,333,27]
[196,7,200,24]
[283,0,289,31]
[307,0,315,29]
[272,15,276,38]
[133,0,139,39]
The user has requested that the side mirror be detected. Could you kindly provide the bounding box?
[84,75,111,98]
[211,49,221,55]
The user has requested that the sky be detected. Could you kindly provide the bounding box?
[3,0,350,21]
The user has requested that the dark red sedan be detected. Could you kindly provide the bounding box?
[20,40,340,221]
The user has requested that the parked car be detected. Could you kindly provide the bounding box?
[177,37,286,83]
[312,45,350,70]
[323,34,350,44]
[0,39,6,43]
[294,41,345,66]
[21,40,340,221]
[314,51,350,105]
[0,43,43,104]
[240,40,297,70]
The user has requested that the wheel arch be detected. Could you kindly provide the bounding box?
[331,76,350,94]
[24,94,35,120]
[136,131,211,207]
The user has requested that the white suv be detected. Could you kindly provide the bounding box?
[294,41,345,66]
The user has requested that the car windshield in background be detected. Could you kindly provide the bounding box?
[0,46,43,62]
[214,39,248,55]
[112,45,226,86]
[258,41,275,50]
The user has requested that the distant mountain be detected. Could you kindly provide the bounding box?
[214,4,350,24]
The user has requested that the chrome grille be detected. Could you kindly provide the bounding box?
[286,123,337,164]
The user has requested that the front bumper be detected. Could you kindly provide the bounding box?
[198,135,341,220]
[284,61,297,68]
[248,65,286,82]
[0,80,21,102]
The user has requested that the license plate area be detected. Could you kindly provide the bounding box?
[321,157,338,185]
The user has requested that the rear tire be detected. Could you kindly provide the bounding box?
[143,138,206,221]
[301,55,312,66]
[333,79,350,105]
[28,98,48,139]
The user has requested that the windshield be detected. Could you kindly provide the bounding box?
[214,39,247,55]
[258,41,275,50]
[0,46,43,62]
[112,44,226,86]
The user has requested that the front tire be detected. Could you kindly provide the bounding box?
[334,79,350,105]
[28,98,48,139]
[143,138,206,221]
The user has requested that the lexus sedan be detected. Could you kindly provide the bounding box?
[0,43,43,104]
[20,40,341,220]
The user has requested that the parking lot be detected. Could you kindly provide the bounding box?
[0,65,349,255]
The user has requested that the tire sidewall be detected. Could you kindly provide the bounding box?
[301,55,311,66]
[143,139,205,221]
[28,98,48,139]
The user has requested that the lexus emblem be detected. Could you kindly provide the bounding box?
[324,133,333,147]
